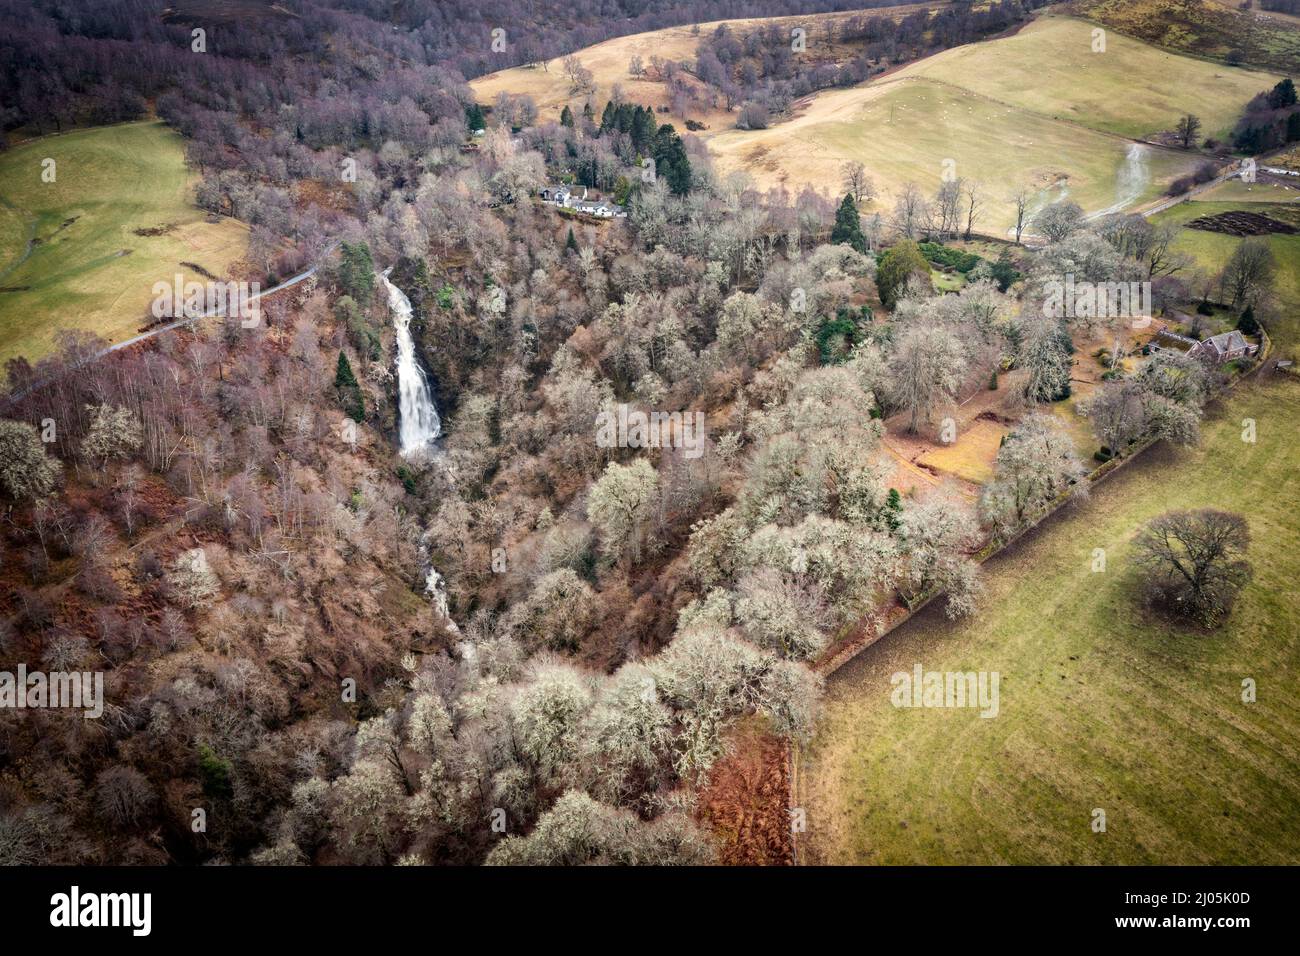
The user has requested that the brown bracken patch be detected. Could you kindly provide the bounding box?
[697,719,793,865]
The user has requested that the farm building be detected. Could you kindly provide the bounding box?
[539,184,576,204]
[1188,330,1259,364]
[538,184,627,218]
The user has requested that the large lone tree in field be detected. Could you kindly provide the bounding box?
[1133,509,1252,627]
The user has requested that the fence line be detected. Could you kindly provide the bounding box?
[788,328,1273,864]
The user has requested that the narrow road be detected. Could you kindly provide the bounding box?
[101,241,338,356]
[2,240,339,406]
[1135,164,1242,219]
[1123,143,1296,220]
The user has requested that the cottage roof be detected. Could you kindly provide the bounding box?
[1204,330,1248,352]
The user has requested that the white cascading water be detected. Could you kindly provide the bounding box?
[422,552,459,635]
[1090,143,1150,219]
[1116,143,1150,207]
[424,567,450,619]
[378,270,454,626]
[380,269,441,456]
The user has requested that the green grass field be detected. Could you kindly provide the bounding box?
[907,16,1281,141]
[0,121,247,368]
[1198,178,1300,205]
[703,14,1272,223]
[799,377,1300,864]
[1151,199,1300,351]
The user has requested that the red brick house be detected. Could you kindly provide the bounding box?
[1188,330,1259,364]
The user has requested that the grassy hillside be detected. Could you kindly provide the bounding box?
[799,376,1300,864]
[479,12,1264,230]
[0,121,247,368]
[702,15,1268,221]
[470,2,947,127]
[906,15,1281,140]
[705,75,1201,230]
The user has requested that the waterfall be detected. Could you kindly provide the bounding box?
[377,271,455,630]
[423,552,459,636]
[380,270,440,456]
[424,567,450,620]
[1089,143,1149,220]
[1114,143,1149,209]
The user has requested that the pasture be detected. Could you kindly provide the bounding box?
[799,377,1300,864]
[1198,178,1300,204]
[470,2,946,126]
[904,16,1280,141]
[708,75,1201,230]
[0,121,247,368]
[1151,199,1300,350]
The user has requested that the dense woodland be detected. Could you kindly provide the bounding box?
[1233,76,1300,153]
[0,0,1281,865]
[0,0,926,138]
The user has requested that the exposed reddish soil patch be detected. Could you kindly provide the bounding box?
[697,720,794,865]
[293,178,356,215]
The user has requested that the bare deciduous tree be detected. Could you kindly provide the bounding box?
[1034,200,1085,243]
[962,179,984,240]
[562,54,595,95]
[1011,188,1031,244]
[899,490,983,616]
[979,412,1086,540]
[0,419,62,502]
[891,182,928,240]
[1080,379,1201,455]
[587,459,659,564]
[888,324,967,433]
[1175,114,1202,149]
[841,160,873,204]
[1134,509,1251,626]
[95,766,155,827]
[1219,238,1277,309]
[933,178,964,239]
